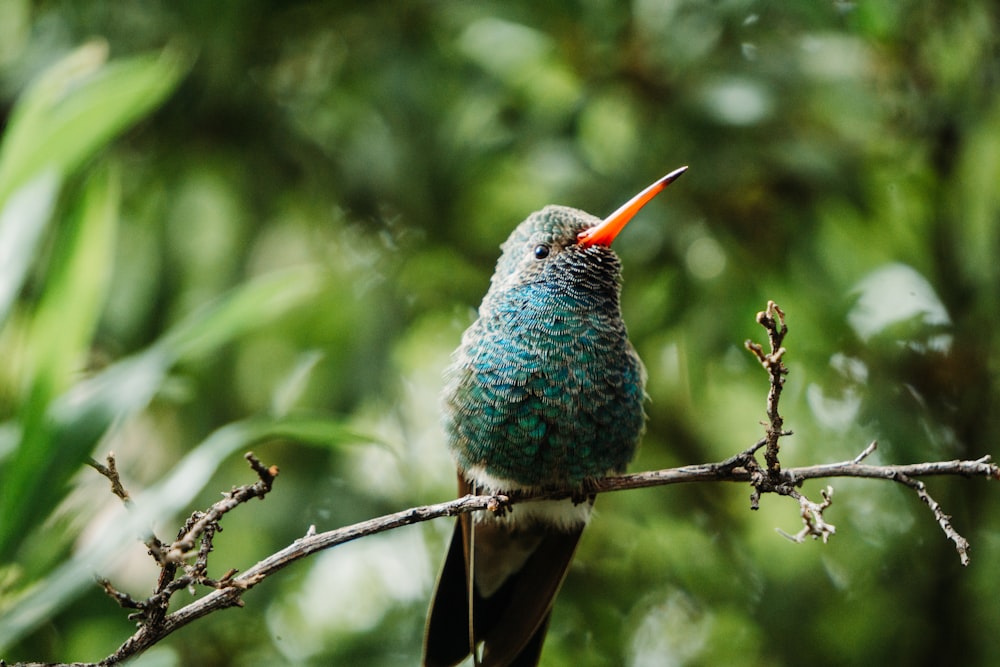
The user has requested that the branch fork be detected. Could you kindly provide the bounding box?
[740,300,977,565]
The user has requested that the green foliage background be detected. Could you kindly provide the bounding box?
[1,1,998,665]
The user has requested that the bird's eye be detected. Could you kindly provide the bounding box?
[533,244,550,260]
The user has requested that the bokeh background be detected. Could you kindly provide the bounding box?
[1,1,999,665]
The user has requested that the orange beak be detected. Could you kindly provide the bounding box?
[577,166,688,248]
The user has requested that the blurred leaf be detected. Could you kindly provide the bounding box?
[271,350,325,416]
[26,166,119,396]
[0,266,326,559]
[0,41,191,563]
[262,414,381,449]
[0,169,60,326]
[159,265,325,362]
[129,415,371,525]
[848,263,951,347]
[0,413,373,651]
[0,38,190,336]
[0,166,119,563]
[47,266,325,446]
[0,41,190,205]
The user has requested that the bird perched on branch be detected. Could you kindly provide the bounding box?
[423,167,688,667]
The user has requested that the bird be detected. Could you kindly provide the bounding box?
[423,167,688,667]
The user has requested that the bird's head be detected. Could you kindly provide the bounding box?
[486,167,688,299]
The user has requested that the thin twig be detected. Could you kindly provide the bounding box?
[777,486,836,543]
[94,453,280,632]
[163,453,277,564]
[744,300,790,474]
[87,453,167,569]
[86,453,132,506]
[891,471,971,566]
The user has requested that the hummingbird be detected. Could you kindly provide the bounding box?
[423,167,688,667]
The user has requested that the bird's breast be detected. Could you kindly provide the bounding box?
[443,290,645,489]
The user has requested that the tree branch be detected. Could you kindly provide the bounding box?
[744,300,790,474]
[6,301,997,667]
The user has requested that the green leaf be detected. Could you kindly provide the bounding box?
[0,41,191,206]
[0,266,326,559]
[159,265,327,362]
[271,350,325,416]
[0,42,190,328]
[0,414,373,651]
[0,167,121,561]
[0,43,192,560]
[26,166,120,397]
[258,414,380,449]
[0,170,61,326]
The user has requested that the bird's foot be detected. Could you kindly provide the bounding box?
[571,479,601,505]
